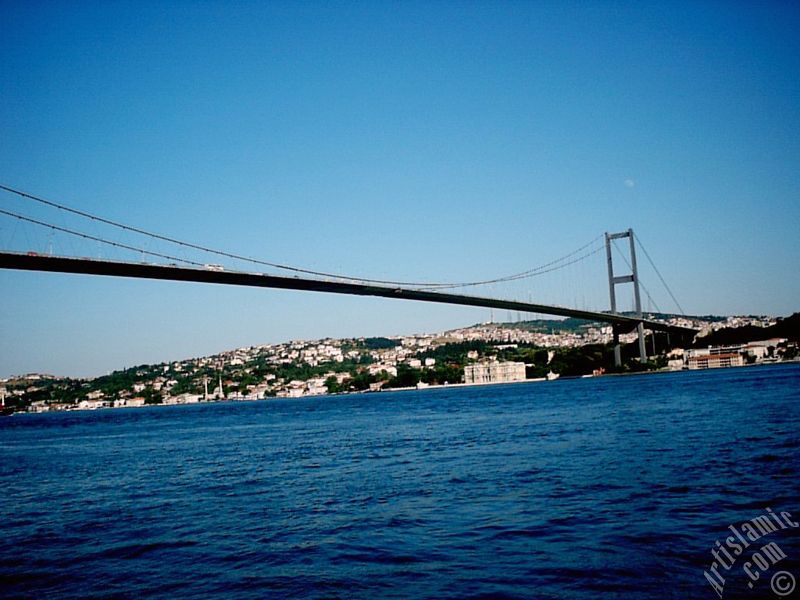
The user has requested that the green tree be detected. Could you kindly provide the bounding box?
[387,364,420,388]
[142,387,162,405]
[324,376,343,394]
[348,369,376,391]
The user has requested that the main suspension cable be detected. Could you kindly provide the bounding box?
[633,233,685,316]
[419,242,605,290]
[0,208,206,268]
[0,183,602,288]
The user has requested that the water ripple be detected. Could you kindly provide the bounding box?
[1,363,798,598]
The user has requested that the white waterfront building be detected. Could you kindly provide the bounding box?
[464,361,526,385]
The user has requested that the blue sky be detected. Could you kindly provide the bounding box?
[2,1,799,378]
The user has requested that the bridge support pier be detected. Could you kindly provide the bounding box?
[606,229,647,367]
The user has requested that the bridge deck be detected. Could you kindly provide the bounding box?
[0,252,696,335]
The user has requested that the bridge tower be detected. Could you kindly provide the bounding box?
[605,229,647,367]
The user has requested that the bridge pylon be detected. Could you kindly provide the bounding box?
[605,229,647,367]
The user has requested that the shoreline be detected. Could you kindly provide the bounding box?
[8,360,798,415]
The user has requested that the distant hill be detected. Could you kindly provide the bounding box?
[497,317,602,333]
[693,313,800,347]
[494,312,728,333]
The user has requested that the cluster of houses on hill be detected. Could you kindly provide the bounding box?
[2,314,795,414]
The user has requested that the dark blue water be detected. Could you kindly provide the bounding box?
[2,364,799,599]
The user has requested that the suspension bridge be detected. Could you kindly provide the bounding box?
[0,184,698,365]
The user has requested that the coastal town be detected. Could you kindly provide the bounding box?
[2,313,797,415]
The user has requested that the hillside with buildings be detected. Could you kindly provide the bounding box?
[1,313,797,415]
